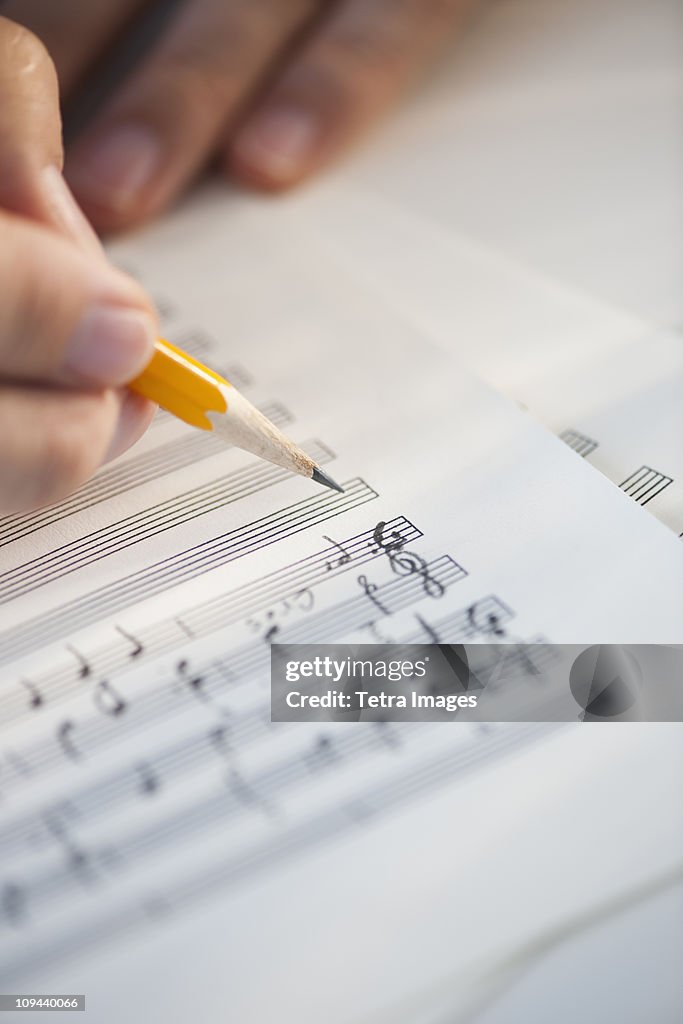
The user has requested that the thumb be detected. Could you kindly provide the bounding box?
[0,209,157,389]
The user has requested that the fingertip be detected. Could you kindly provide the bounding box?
[65,123,165,234]
[228,106,327,192]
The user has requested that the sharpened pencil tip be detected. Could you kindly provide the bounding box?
[312,467,345,493]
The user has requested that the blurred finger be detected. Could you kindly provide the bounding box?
[1,0,148,98]
[0,15,102,253]
[230,0,472,190]
[66,0,319,232]
[0,385,122,513]
[0,210,156,388]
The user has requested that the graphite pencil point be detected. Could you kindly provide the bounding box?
[312,468,345,494]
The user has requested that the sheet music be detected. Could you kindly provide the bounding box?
[1,187,682,1022]
[282,185,683,534]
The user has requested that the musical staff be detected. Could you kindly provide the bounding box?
[559,428,599,458]
[164,329,252,390]
[0,402,291,547]
[0,514,407,730]
[619,465,674,505]
[0,553,467,798]
[0,440,335,606]
[0,720,555,977]
[0,478,377,667]
[404,596,515,643]
[278,556,465,644]
[2,183,679,1001]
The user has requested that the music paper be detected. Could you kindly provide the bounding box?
[1,187,681,1022]
[280,184,683,535]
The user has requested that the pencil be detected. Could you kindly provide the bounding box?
[129,339,343,493]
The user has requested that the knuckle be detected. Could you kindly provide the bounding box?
[323,0,459,69]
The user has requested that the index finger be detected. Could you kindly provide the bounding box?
[0,16,101,252]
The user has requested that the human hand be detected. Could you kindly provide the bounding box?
[3,0,473,232]
[0,17,157,513]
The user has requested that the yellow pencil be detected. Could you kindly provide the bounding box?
[129,338,343,493]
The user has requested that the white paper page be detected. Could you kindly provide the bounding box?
[280,185,682,534]
[0,188,681,1023]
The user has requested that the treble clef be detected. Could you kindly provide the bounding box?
[371,522,444,598]
[393,550,445,599]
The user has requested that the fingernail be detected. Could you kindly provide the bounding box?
[65,305,156,386]
[234,107,321,181]
[40,165,105,257]
[68,124,162,212]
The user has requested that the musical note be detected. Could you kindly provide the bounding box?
[135,762,161,796]
[1,883,26,926]
[57,721,81,761]
[66,644,91,679]
[93,680,127,718]
[293,589,315,613]
[176,659,208,701]
[175,618,195,640]
[41,814,91,881]
[358,575,389,615]
[20,678,44,710]
[115,625,144,659]
[323,534,352,570]
[263,612,279,645]
[415,613,441,644]
[366,620,395,643]
[466,602,507,638]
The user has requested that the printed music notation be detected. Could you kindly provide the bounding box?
[0,485,545,980]
[0,518,421,731]
[0,439,335,605]
[0,450,546,985]
[0,402,291,547]
[559,428,599,459]
[0,479,378,666]
[3,202,682,1001]
[619,465,674,506]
